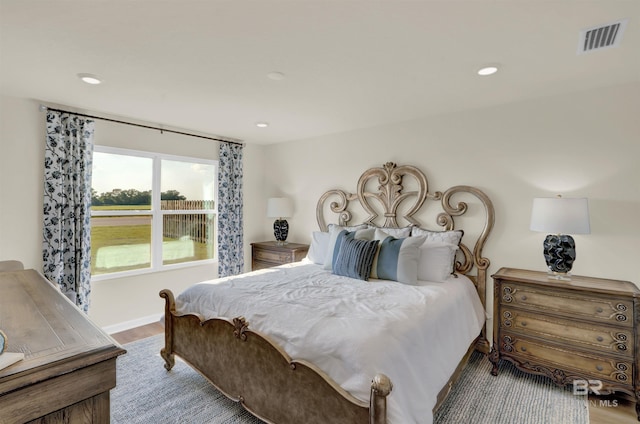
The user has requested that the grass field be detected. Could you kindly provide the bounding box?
[90,219,213,275]
[92,205,152,210]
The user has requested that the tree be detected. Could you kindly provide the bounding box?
[161,190,186,201]
[91,188,102,206]
[91,188,186,205]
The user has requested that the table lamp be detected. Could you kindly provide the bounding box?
[530,196,590,280]
[267,197,293,245]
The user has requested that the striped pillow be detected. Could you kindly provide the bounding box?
[332,235,380,281]
[323,225,374,270]
[371,229,425,285]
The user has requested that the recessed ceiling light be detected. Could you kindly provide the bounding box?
[477,66,499,76]
[267,72,285,81]
[77,73,103,84]
[256,122,269,128]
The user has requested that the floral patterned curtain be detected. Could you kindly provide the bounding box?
[217,141,244,277]
[42,110,94,313]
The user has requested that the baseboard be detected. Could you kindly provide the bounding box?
[102,313,163,335]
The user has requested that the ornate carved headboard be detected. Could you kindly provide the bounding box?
[316,162,495,331]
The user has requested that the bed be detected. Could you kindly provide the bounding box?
[159,162,495,424]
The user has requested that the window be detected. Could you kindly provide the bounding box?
[91,146,216,278]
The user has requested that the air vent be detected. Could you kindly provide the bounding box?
[578,19,628,54]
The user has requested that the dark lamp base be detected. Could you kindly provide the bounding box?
[543,234,576,275]
[273,219,289,244]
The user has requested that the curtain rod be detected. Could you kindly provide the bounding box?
[40,105,244,146]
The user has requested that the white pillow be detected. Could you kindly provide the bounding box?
[366,225,411,238]
[323,224,373,270]
[417,242,460,283]
[411,227,463,245]
[306,231,330,265]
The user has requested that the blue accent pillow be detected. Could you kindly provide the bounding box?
[323,224,374,270]
[332,236,380,281]
[331,230,351,269]
[371,229,425,285]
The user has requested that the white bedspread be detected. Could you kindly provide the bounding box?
[175,260,485,424]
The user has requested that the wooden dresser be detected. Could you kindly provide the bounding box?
[251,241,309,270]
[0,269,126,424]
[490,267,640,419]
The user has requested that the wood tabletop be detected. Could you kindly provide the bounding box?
[0,269,125,393]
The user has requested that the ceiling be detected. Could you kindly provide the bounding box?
[1,1,639,145]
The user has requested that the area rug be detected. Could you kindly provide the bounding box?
[111,335,588,424]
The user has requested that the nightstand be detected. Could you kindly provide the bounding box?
[251,241,309,271]
[490,267,640,420]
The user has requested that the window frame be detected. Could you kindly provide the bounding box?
[91,145,218,281]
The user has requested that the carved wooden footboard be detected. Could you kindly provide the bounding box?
[160,289,392,424]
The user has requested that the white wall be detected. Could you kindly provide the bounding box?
[261,82,640,288]
[0,95,266,329]
[2,82,638,331]
[0,96,44,268]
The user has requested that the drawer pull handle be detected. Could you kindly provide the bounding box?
[521,346,527,352]
[520,295,527,301]
[596,336,604,342]
[596,307,603,313]
[596,365,603,372]
[521,321,527,327]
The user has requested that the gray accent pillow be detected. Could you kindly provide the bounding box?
[332,236,380,281]
[323,224,373,270]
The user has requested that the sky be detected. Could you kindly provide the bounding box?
[92,152,215,201]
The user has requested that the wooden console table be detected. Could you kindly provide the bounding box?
[0,269,126,424]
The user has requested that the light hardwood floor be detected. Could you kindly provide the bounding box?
[111,321,163,345]
[111,323,638,423]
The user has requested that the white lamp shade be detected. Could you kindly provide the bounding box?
[267,197,293,218]
[530,197,590,235]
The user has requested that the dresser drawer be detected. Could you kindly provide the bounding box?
[253,249,292,264]
[500,283,633,327]
[252,260,277,271]
[500,308,633,358]
[500,333,633,385]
